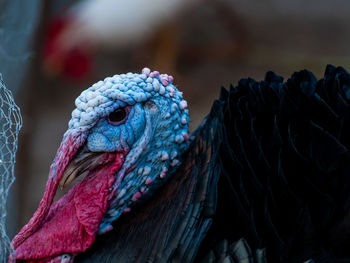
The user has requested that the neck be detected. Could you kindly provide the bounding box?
[74,134,216,263]
[99,98,189,233]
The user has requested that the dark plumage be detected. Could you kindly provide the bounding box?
[197,65,350,263]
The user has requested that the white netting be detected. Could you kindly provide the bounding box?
[0,74,22,262]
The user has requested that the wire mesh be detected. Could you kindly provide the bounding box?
[0,74,22,262]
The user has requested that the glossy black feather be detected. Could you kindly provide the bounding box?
[197,65,350,263]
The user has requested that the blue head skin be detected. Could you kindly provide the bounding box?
[67,68,189,233]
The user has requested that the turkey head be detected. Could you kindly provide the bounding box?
[11,68,189,262]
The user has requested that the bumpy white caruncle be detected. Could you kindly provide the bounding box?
[68,67,188,133]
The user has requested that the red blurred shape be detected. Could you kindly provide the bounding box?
[42,15,93,81]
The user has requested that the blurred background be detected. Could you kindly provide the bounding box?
[2,0,350,238]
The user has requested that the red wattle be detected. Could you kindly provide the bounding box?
[12,124,126,262]
[12,131,85,250]
[14,152,125,262]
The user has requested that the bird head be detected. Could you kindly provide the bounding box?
[12,68,189,261]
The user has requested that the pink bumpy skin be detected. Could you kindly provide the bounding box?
[11,130,126,262]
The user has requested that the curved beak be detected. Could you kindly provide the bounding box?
[12,129,87,249]
[59,145,115,189]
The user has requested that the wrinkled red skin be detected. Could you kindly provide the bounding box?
[11,131,126,262]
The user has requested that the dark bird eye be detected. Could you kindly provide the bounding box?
[108,108,127,124]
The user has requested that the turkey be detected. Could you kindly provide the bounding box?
[10,65,350,262]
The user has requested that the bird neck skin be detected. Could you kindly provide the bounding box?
[99,97,188,233]
[98,109,152,232]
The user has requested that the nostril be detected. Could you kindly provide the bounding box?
[60,254,72,263]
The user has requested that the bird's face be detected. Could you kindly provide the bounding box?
[12,68,189,261]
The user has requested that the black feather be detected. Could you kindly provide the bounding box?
[197,65,350,263]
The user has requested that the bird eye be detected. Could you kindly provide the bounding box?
[108,108,127,124]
